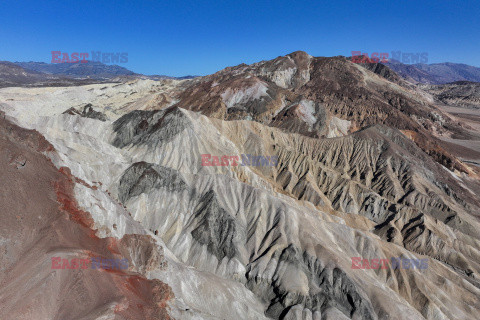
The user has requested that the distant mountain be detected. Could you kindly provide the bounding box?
[385,60,480,84]
[0,61,104,88]
[147,75,199,80]
[0,61,198,88]
[0,61,50,83]
[15,61,136,78]
[12,61,197,82]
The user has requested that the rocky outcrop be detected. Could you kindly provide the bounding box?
[63,103,108,121]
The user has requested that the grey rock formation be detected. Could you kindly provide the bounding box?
[119,162,187,203]
[63,103,107,121]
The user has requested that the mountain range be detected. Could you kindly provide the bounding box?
[385,60,480,84]
[1,56,480,89]
[0,61,198,88]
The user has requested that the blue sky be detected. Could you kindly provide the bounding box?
[0,0,478,76]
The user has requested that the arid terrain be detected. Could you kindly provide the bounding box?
[1,52,480,319]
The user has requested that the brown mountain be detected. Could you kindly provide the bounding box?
[172,51,476,173]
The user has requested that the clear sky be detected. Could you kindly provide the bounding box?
[0,0,478,76]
